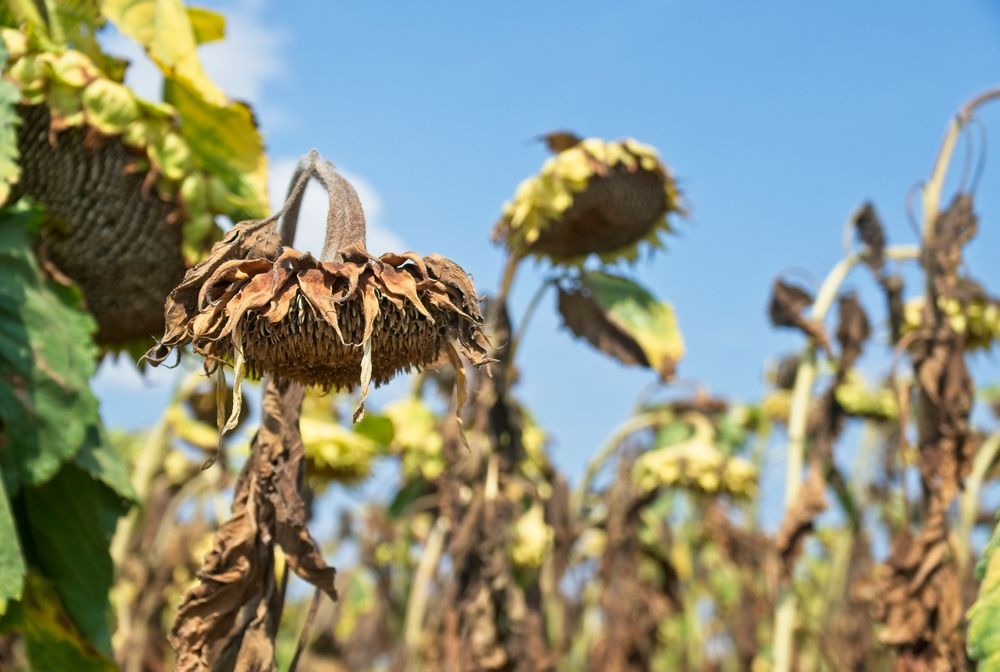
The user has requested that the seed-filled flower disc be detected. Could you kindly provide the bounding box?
[152,243,490,388]
[494,137,682,265]
[15,104,186,343]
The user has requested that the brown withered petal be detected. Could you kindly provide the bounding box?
[15,104,187,344]
[768,278,831,352]
[151,245,489,388]
[538,130,583,154]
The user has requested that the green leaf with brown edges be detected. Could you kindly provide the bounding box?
[557,271,684,380]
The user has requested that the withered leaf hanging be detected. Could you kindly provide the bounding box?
[145,150,491,423]
[557,271,684,381]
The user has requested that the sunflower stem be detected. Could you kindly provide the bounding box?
[772,244,919,672]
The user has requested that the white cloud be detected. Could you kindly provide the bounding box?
[269,157,406,256]
[197,8,285,105]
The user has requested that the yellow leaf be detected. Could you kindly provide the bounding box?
[186,6,225,45]
[164,77,268,219]
[100,0,226,105]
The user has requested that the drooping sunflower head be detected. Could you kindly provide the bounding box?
[493,135,683,265]
[146,151,490,423]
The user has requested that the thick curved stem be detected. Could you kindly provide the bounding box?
[316,160,367,260]
[275,149,368,261]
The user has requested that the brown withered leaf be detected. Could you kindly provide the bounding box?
[927,193,977,298]
[169,379,337,672]
[836,292,871,372]
[558,287,646,369]
[874,511,966,670]
[880,273,905,344]
[775,467,829,578]
[557,272,683,381]
[853,201,886,270]
[768,279,830,352]
[538,130,583,154]
[589,454,678,672]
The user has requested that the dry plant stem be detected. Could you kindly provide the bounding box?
[572,408,676,514]
[957,433,1000,575]
[772,244,919,672]
[288,588,323,672]
[403,516,449,661]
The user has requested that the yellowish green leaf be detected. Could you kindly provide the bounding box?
[186,6,225,44]
[81,78,139,133]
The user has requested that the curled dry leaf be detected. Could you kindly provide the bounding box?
[557,271,684,381]
[169,378,337,672]
[768,278,831,352]
[775,467,828,579]
[875,193,978,670]
[836,292,871,373]
[852,201,886,270]
[874,511,965,670]
[927,193,977,297]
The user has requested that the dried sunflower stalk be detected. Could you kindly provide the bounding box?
[146,151,491,428]
[493,133,682,264]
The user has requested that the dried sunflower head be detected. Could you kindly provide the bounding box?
[146,151,490,424]
[493,135,682,265]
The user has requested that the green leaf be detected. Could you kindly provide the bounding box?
[1,574,116,671]
[187,6,225,44]
[22,463,130,659]
[0,34,21,205]
[0,466,26,616]
[0,203,104,494]
[969,512,1000,668]
[557,271,684,380]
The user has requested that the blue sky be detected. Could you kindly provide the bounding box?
[95,0,1000,493]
